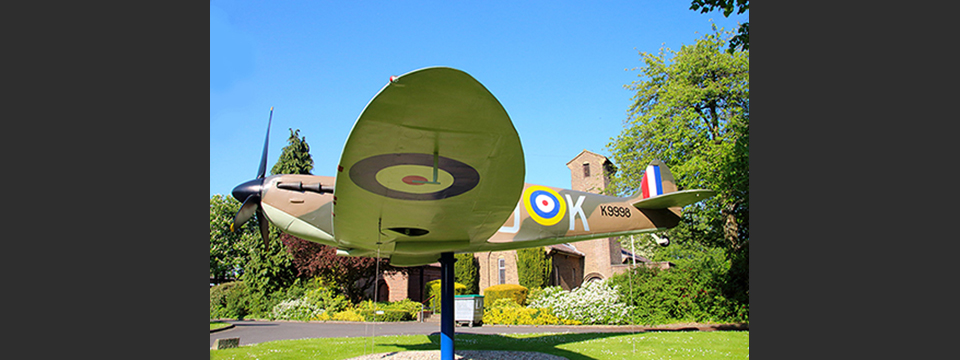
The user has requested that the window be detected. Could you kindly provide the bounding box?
[582,162,590,177]
[498,257,506,284]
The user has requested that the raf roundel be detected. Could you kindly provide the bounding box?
[522,185,567,226]
[349,153,480,200]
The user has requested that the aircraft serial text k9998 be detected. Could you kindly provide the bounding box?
[230,67,715,267]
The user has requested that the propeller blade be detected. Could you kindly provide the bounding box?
[257,207,270,246]
[231,194,261,232]
[257,107,273,179]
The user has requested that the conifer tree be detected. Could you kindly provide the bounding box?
[517,247,551,290]
[240,128,314,306]
[454,253,480,294]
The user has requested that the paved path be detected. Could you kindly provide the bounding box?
[210,320,747,348]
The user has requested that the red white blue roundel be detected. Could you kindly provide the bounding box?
[522,185,567,226]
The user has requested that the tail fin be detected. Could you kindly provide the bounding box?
[631,160,715,209]
[638,160,677,199]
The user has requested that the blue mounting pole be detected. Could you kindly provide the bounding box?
[439,252,456,360]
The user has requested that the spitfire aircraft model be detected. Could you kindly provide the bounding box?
[229,67,714,359]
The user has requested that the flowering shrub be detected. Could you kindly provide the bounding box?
[269,281,350,321]
[482,298,580,325]
[331,308,365,322]
[526,280,633,325]
[271,298,324,321]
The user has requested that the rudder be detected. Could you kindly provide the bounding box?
[638,160,677,199]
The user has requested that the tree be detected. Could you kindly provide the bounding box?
[266,128,406,302]
[608,26,748,252]
[271,128,314,175]
[454,253,480,294]
[282,234,402,303]
[239,128,316,304]
[618,234,659,262]
[607,27,748,307]
[241,231,298,297]
[516,247,552,290]
[690,0,749,53]
[210,194,257,282]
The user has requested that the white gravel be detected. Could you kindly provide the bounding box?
[345,350,568,360]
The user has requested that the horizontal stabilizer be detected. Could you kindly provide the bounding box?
[632,189,716,209]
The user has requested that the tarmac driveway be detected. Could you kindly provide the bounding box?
[210,320,747,347]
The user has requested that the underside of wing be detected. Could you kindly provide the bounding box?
[631,189,716,209]
[333,67,525,261]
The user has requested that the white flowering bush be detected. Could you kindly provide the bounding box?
[270,297,325,321]
[527,280,634,325]
[270,283,350,321]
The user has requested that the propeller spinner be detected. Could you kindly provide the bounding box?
[230,107,274,246]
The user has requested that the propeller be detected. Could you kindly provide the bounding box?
[230,107,274,246]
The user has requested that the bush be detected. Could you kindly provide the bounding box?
[482,298,579,325]
[425,279,467,313]
[268,278,351,321]
[271,298,324,321]
[303,282,351,314]
[210,282,232,319]
[210,281,252,320]
[526,281,633,325]
[385,299,423,319]
[355,299,421,322]
[482,284,529,306]
[608,245,749,325]
[282,277,322,301]
[360,309,412,322]
[331,308,365,322]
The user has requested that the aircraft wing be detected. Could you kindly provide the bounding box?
[332,67,525,260]
[631,189,716,209]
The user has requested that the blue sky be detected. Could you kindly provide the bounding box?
[210,0,747,197]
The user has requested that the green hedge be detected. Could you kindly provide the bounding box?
[608,245,749,325]
[482,283,528,306]
[359,309,413,322]
[210,281,251,320]
[425,279,467,313]
[356,299,421,322]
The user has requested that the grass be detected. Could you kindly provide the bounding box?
[210,331,749,360]
[210,321,231,331]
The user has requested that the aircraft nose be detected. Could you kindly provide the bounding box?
[232,178,263,202]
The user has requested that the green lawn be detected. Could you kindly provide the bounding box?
[210,331,749,360]
[210,321,231,331]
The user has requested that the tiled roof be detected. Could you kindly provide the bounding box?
[620,248,649,264]
[546,243,585,256]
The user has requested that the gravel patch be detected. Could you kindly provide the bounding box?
[345,350,568,360]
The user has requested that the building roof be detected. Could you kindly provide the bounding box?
[565,149,611,166]
[620,248,649,264]
[546,243,585,257]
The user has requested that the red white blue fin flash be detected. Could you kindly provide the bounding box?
[640,164,663,199]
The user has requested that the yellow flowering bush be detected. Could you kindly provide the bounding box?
[331,308,365,322]
[482,298,580,325]
[312,310,331,321]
